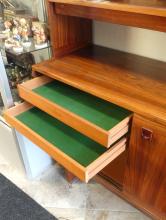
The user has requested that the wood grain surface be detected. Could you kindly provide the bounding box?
[48,0,166,31]
[33,45,166,126]
[4,103,127,183]
[47,0,92,57]
[124,115,166,219]
[18,76,131,147]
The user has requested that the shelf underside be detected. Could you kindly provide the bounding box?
[33,45,166,125]
[51,0,166,31]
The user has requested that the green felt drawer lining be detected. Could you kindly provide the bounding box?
[16,107,106,167]
[33,81,131,130]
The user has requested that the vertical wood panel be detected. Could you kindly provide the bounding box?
[46,1,92,57]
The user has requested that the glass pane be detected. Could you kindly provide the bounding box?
[0,0,51,117]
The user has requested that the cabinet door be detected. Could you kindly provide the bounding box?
[124,115,166,219]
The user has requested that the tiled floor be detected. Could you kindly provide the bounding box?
[0,154,151,220]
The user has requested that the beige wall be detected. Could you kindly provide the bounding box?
[93,21,166,62]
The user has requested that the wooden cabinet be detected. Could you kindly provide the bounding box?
[4,0,166,219]
[124,115,166,219]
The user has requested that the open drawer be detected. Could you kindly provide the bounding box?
[4,102,127,183]
[18,76,132,148]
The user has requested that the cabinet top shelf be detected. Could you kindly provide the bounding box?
[49,0,166,31]
[50,0,166,16]
[33,45,166,126]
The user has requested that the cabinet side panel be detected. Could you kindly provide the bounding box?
[46,1,92,57]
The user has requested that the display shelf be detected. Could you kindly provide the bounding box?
[33,45,166,126]
[4,102,127,182]
[18,76,131,147]
[0,37,51,109]
[49,0,166,32]
[0,38,50,56]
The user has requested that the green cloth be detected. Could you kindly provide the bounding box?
[33,81,131,130]
[16,108,106,167]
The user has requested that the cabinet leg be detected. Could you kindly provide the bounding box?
[65,170,75,183]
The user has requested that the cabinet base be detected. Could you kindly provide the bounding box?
[95,175,162,220]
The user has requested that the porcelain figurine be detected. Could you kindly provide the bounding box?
[19,18,31,47]
[3,20,12,38]
[12,40,23,53]
[32,22,48,49]
[5,37,14,49]
[12,26,21,41]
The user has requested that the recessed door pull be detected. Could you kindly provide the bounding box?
[142,128,153,141]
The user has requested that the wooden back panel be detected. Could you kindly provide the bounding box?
[47,0,92,57]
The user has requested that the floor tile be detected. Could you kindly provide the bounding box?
[85,210,109,220]
[0,153,153,220]
[85,210,151,220]
[0,157,27,187]
[0,154,8,165]
[86,183,137,212]
[47,208,86,220]
[21,164,88,209]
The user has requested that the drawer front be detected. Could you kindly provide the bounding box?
[18,76,132,148]
[4,102,127,183]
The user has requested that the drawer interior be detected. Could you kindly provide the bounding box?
[16,107,107,166]
[31,78,131,131]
